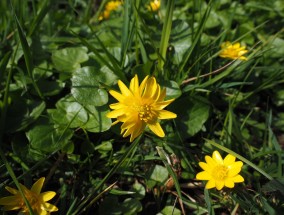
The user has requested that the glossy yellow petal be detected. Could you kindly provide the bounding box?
[212,151,223,165]
[232,175,244,183]
[205,155,217,167]
[129,75,139,93]
[122,127,134,138]
[130,124,145,142]
[223,154,236,166]
[31,177,45,194]
[106,109,126,118]
[215,180,225,190]
[121,119,137,130]
[155,99,175,110]
[42,202,58,212]
[40,191,56,202]
[38,210,49,215]
[0,196,20,205]
[225,178,235,188]
[199,162,211,172]
[109,103,124,109]
[157,110,177,119]
[233,43,240,49]
[239,56,248,60]
[196,171,212,180]
[19,184,30,194]
[5,186,18,195]
[109,90,125,102]
[228,167,242,177]
[139,76,149,96]
[148,122,165,137]
[118,80,132,97]
[151,84,160,101]
[3,204,22,211]
[143,77,157,98]
[122,116,141,138]
[205,179,216,189]
[228,161,243,170]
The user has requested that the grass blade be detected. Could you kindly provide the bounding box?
[28,0,53,36]
[178,1,212,74]
[0,149,35,215]
[158,0,174,72]
[10,1,43,99]
[72,135,142,215]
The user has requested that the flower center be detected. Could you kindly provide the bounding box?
[22,191,40,212]
[134,104,155,123]
[213,165,228,181]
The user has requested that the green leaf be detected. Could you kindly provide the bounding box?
[262,178,284,196]
[172,96,210,138]
[49,95,88,128]
[95,140,113,152]
[98,196,122,215]
[35,79,65,96]
[49,95,111,132]
[170,20,192,65]
[131,182,146,200]
[51,47,89,72]
[26,118,73,153]
[158,206,181,215]
[83,104,112,132]
[269,37,284,58]
[161,80,182,100]
[148,164,169,184]
[6,99,46,132]
[71,66,113,106]
[121,198,143,215]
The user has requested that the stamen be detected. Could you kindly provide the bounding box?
[133,104,155,122]
[213,165,228,181]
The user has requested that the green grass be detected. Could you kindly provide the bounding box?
[0,0,284,214]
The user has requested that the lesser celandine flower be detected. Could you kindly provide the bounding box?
[196,151,244,190]
[219,41,248,60]
[148,0,160,12]
[0,177,58,215]
[107,75,177,142]
[99,0,122,20]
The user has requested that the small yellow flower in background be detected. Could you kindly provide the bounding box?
[148,0,161,12]
[196,151,244,190]
[0,177,58,215]
[107,75,177,142]
[219,41,248,60]
[99,1,122,20]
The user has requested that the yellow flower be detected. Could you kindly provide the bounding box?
[106,75,177,142]
[99,1,122,20]
[219,41,248,60]
[0,177,58,215]
[148,0,160,12]
[196,151,244,190]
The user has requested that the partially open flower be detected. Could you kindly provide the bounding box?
[219,41,248,60]
[99,1,122,20]
[148,0,160,12]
